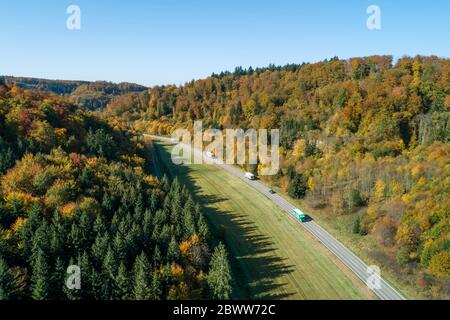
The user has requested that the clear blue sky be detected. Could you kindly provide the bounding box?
[0,0,449,86]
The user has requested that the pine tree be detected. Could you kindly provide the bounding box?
[69,223,82,255]
[134,192,144,220]
[91,232,109,267]
[149,191,158,213]
[78,211,94,247]
[167,236,180,263]
[103,246,118,278]
[349,188,365,208]
[170,193,181,225]
[20,203,43,259]
[101,192,113,213]
[151,270,162,300]
[128,222,142,257]
[51,257,66,300]
[133,252,151,300]
[79,251,92,299]
[171,191,182,221]
[115,262,131,300]
[288,173,307,199]
[162,197,171,222]
[161,175,170,192]
[113,232,126,262]
[183,209,196,239]
[31,248,50,300]
[171,177,181,194]
[198,214,209,241]
[50,211,67,258]
[143,209,154,245]
[0,257,13,300]
[30,221,50,268]
[102,246,117,298]
[207,243,232,300]
[91,268,106,300]
[352,216,361,234]
[79,166,94,190]
[153,245,162,268]
[93,214,106,235]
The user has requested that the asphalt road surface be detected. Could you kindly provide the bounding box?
[147,134,406,300]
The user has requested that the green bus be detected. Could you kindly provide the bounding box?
[291,208,307,222]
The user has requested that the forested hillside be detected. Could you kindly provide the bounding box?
[0,81,231,300]
[105,55,449,298]
[1,76,147,110]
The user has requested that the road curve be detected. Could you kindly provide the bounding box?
[146,134,406,300]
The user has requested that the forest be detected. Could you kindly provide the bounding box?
[0,81,232,300]
[1,76,147,111]
[104,55,449,298]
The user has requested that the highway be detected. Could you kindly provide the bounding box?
[146,134,406,300]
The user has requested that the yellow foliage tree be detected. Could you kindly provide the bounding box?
[428,251,450,278]
[373,179,386,202]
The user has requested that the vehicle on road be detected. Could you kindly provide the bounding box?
[291,208,307,222]
[205,151,215,159]
[244,172,256,180]
[268,189,276,194]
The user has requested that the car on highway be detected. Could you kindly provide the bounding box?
[268,189,276,194]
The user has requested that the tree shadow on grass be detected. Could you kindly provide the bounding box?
[154,142,296,300]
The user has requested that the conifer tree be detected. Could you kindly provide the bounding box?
[171,191,182,224]
[183,210,196,239]
[91,232,109,266]
[79,251,92,299]
[90,268,106,300]
[102,246,118,297]
[50,211,67,258]
[134,192,144,220]
[69,223,82,256]
[115,262,131,300]
[151,270,162,300]
[31,248,50,300]
[133,252,151,300]
[51,257,66,300]
[30,222,50,268]
[288,173,307,199]
[19,203,43,259]
[93,214,106,235]
[198,214,209,241]
[143,209,154,244]
[0,257,13,300]
[101,192,113,213]
[78,211,94,246]
[167,236,180,263]
[153,245,162,268]
[207,243,232,300]
[161,175,170,192]
[149,191,158,213]
[113,233,126,262]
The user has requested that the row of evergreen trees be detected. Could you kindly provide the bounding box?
[0,172,232,299]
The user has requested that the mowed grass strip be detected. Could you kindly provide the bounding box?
[154,143,375,300]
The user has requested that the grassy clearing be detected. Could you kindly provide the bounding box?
[153,142,376,300]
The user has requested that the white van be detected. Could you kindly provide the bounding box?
[244,172,256,180]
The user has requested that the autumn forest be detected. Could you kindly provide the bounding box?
[0,55,449,300]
